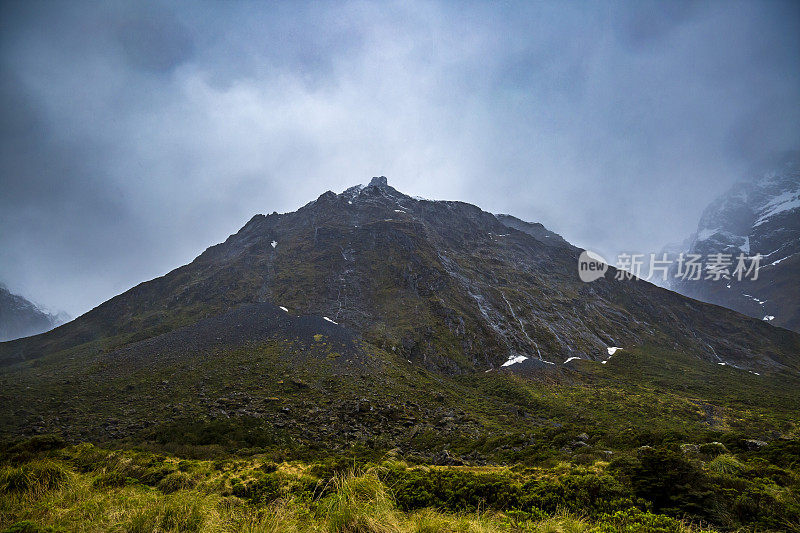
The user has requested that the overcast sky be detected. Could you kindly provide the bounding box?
[1,0,798,317]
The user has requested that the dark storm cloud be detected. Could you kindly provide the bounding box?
[114,5,195,74]
[1,0,798,316]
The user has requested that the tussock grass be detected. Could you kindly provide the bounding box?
[0,447,728,533]
[318,468,400,533]
[706,454,747,476]
[0,460,70,496]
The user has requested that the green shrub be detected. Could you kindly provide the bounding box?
[521,472,639,518]
[612,448,712,518]
[139,464,178,485]
[67,443,108,473]
[232,472,281,504]
[92,471,132,488]
[157,471,196,493]
[1,435,66,464]
[591,507,685,533]
[386,468,523,512]
[750,439,800,468]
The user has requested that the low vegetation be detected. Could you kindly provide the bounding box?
[1,436,798,532]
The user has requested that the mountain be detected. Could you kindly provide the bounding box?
[1,176,797,373]
[0,284,67,342]
[668,152,800,333]
[0,177,799,453]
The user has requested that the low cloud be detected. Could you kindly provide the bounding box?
[1,0,798,316]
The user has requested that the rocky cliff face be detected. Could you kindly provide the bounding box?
[0,285,66,342]
[668,153,800,332]
[2,176,797,374]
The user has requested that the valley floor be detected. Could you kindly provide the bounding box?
[1,437,798,532]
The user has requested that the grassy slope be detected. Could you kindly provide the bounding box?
[0,443,729,533]
[1,334,797,461]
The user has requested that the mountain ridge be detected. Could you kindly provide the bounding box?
[2,177,798,376]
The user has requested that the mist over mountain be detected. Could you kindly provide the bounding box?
[0,284,67,342]
[667,151,800,332]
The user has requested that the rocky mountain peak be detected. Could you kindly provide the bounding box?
[368,176,389,188]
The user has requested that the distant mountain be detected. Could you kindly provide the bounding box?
[668,152,800,332]
[0,284,67,341]
[0,176,798,447]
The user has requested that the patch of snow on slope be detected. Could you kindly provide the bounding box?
[754,188,800,226]
[501,355,529,367]
[323,316,338,324]
[607,347,622,355]
[763,315,775,321]
[743,293,767,305]
[739,236,750,254]
[271,241,278,248]
[769,253,796,266]
[564,357,581,364]
[279,306,288,312]
[696,228,721,241]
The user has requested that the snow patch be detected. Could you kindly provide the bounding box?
[768,253,796,266]
[743,293,766,305]
[754,188,800,226]
[696,228,721,241]
[763,315,775,321]
[607,346,622,355]
[271,241,278,248]
[501,355,529,367]
[564,356,581,364]
[323,316,338,324]
[739,236,750,254]
[279,306,288,312]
